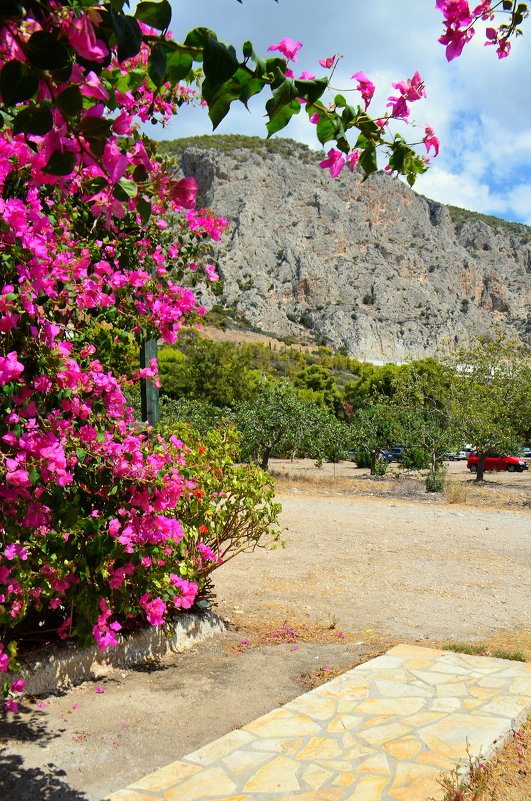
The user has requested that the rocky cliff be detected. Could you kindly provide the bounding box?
[162,135,531,362]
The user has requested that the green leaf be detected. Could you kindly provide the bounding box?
[137,195,152,224]
[56,85,83,117]
[334,94,347,108]
[135,0,172,30]
[79,116,113,138]
[26,31,70,71]
[114,177,138,200]
[316,115,335,145]
[266,97,301,137]
[359,145,378,177]
[28,466,40,485]
[203,37,239,85]
[184,27,214,49]
[0,60,39,105]
[43,149,77,176]
[12,105,53,136]
[110,9,143,63]
[148,41,167,85]
[165,48,193,82]
[293,77,328,106]
[76,449,87,462]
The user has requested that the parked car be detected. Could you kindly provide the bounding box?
[467,452,529,473]
[388,447,405,461]
[521,447,531,462]
[446,446,474,461]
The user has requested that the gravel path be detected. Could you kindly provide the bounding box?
[215,493,531,641]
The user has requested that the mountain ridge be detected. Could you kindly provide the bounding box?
[159,135,531,362]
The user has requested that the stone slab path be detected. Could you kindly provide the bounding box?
[107,645,531,801]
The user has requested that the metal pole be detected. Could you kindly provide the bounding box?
[140,336,160,425]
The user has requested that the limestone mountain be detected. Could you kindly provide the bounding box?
[161,135,531,363]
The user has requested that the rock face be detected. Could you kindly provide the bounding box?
[166,136,531,362]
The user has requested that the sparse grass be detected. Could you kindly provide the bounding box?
[443,642,528,662]
[434,717,530,801]
[445,478,469,504]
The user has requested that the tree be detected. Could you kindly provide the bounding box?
[293,365,344,416]
[349,403,404,475]
[235,383,349,470]
[445,334,531,481]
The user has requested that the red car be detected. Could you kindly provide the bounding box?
[467,452,529,473]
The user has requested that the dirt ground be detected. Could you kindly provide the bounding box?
[0,459,529,801]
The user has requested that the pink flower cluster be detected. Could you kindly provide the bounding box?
[0,4,226,701]
[436,1,512,60]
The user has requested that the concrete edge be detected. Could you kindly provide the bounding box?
[13,610,225,695]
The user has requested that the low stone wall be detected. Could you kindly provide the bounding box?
[14,610,225,696]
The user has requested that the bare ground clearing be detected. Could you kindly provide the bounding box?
[0,459,529,801]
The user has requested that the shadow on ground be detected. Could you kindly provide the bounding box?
[0,753,89,801]
[0,703,89,800]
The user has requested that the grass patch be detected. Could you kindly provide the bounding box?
[443,642,528,662]
[445,478,469,504]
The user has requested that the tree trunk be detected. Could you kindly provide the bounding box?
[261,445,272,471]
[476,452,486,482]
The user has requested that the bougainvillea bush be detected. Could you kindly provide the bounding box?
[1,0,522,710]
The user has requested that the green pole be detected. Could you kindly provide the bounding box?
[140,336,160,425]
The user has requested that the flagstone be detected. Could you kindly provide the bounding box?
[469,685,500,699]
[358,721,413,745]
[388,761,444,801]
[296,736,344,761]
[384,738,422,759]
[163,766,237,801]
[472,694,531,719]
[221,749,271,776]
[286,694,338,720]
[185,730,256,765]
[429,697,462,712]
[332,771,357,786]
[477,676,511,688]
[280,790,344,801]
[109,645,531,801]
[344,774,389,801]
[327,713,363,732]
[356,752,391,774]
[356,697,427,716]
[250,736,306,755]
[242,756,301,793]
[373,680,431,698]
[509,677,531,695]
[436,681,469,697]
[418,714,510,758]
[128,760,202,791]
[301,762,334,790]
[244,709,321,737]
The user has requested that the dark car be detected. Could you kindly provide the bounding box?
[467,452,529,473]
[389,447,405,461]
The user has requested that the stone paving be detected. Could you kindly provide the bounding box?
[107,644,531,801]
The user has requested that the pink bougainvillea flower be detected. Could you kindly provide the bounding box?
[423,126,440,156]
[0,351,24,384]
[319,148,346,179]
[71,704,78,710]
[95,687,105,693]
[171,177,198,209]
[10,679,26,692]
[346,151,360,172]
[309,112,320,124]
[65,15,109,62]
[5,699,19,713]
[351,71,375,110]
[318,55,335,68]
[298,71,315,80]
[267,37,303,61]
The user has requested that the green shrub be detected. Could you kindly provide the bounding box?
[425,470,445,492]
[401,446,431,470]
[373,459,388,476]
[354,450,372,468]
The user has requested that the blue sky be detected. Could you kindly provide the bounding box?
[158,1,531,224]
